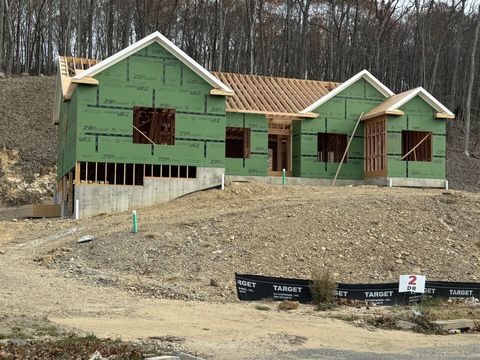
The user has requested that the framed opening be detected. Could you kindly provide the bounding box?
[402,130,432,162]
[225,127,251,158]
[317,132,348,163]
[133,107,176,145]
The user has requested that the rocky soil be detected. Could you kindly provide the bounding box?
[3,183,479,303]
[0,75,56,206]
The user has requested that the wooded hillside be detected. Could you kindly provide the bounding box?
[0,0,479,154]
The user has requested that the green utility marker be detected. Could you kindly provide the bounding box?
[132,210,138,233]
[282,168,286,185]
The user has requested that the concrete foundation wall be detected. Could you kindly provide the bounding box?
[226,175,363,186]
[75,167,223,219]
[229,175,447,188]
[365,177,447,188]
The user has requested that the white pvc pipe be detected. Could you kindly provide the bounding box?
[221,173,225,190]
[388,178,393,188]
[75,199,79,220]
[445,180,449,190]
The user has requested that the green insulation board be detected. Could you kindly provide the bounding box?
[225,112,268,176]
[66,41,226,178]
[386,95,446,179]
[57,90,77,180]
[296,78,387,179]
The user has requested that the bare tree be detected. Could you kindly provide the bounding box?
[464,6,480,157]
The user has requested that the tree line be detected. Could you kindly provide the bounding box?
[0,0,478,154]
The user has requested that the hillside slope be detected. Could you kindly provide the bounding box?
[2,184,480,302]
[0,75,478,206]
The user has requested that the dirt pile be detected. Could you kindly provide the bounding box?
[0,75,57,206]
[0,148,55,206]
[6,184,479,303]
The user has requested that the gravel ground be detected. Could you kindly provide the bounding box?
[3,183,479,303]
[262,344,480,360]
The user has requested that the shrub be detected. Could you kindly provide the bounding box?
[310,269,337,309]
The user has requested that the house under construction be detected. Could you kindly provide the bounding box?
[53,32,454,218]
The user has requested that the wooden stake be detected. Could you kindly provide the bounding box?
[332,112,363,186]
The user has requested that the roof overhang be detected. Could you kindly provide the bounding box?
[361,109,404,121]
[360,87,455,122]
[74,31,234,94]
[301,69,395,114]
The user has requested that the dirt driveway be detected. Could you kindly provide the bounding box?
[1,244,479,359]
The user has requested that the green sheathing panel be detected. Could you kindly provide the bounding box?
[225,112,268,176]
[56,87,77,180]
[386,95,446,179]
[75,42,226,168]
[292,121,302,176]
[298,78,386,179]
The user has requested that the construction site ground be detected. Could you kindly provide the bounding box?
[2,75,480,358]
[1,183,480,358]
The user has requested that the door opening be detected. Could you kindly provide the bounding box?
[268,134,290,176]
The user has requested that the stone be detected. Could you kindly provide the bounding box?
[172,351,205,360]
[396,320,418,331]
[78,235,95,243]
[145,357,180,360]
[433,319,477,331]
[88,351,109,360]
[278,300,299,310]
[209,278,219,287]
[148,335,184,342]
[20,72,30,77]
[0,72,5,79]
[8,338,28,346]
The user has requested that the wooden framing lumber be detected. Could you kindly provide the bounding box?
[435,112,455,119]
[227,108,318,119]
[213,71,338,117]
[332,112,363,185]
[210,89,235,96]
[401,132,431,160]
[0,204,61,219]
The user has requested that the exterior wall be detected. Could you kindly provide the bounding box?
[73,42,226,170]
[297,78,386,179]
[224,112,268,176]
[386,95,446,179]
[75,167,223,219]
[56,90,77,180]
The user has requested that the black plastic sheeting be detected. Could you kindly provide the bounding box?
[235,273,480,305]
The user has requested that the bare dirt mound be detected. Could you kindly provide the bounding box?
[0,75,56,206]
[6,184,479,303]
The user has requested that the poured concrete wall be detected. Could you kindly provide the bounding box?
[75,167,223,219]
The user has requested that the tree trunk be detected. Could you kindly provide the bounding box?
[218,0,224,71]
[464,8,480,157]
[0,0,4,72]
